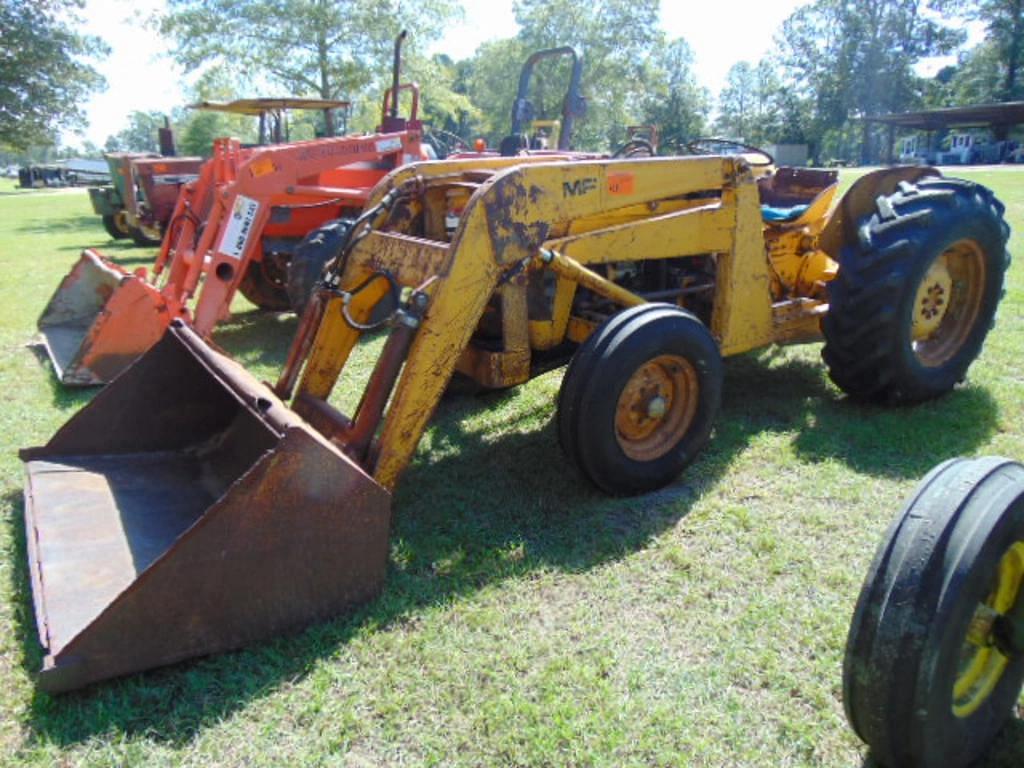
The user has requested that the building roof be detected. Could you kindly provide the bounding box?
[866,102,1024,130]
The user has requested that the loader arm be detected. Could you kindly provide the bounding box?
[287,155,769,491]
[173,130,423,335]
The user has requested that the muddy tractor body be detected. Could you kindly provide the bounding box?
[22,148,1010,691]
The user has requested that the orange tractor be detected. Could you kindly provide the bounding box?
[110,100,352,246]
[37,32,426,385]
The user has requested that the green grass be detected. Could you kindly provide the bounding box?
[0,170,1022,767]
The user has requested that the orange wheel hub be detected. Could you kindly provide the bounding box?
[614,354,698,461]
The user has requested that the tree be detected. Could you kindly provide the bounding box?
[715,60,788,146]
[925,42,1006,107]
[934,0,1024,101]
[0,0,108,150]
[104,111,169,153]
[510,0,664,149]
[640,38,709,148]
[716,63,757,141]
[775,0,963,161]
[160,0,458,137]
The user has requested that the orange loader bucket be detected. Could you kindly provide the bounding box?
[20,322,391,692]
[37,249,172,385]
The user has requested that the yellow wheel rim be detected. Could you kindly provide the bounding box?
[113,210,132,236]
[614,354,698,462]
[953,541,1024,718]
[139,222,162,241]
[912,239,986,368]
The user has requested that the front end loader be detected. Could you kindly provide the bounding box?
[36,33,425,386]
[22,151,1010,690]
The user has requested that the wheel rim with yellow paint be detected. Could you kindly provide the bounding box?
[953,541,1024,718]
[614,354,698,462]
[912,239,986,368]
[113,210,132,236]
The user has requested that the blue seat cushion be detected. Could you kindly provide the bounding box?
[761,203,809,222]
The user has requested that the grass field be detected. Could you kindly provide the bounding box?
[0,169,1021,767]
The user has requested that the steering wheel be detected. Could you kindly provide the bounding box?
[684,137,774,167]
[612,138,656,158]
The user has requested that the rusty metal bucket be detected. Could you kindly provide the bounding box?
[37,249,173,385]
[20,322,392,692]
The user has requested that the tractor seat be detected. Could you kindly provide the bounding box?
[761,204,810,222]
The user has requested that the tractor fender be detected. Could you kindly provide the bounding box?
[819,165,941,257]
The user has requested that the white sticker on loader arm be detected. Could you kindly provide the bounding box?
[218,195,261,259]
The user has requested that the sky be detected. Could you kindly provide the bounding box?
[66,0,970,149]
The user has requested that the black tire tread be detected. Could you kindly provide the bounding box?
[558,304,722,495]
[239,259,291,311]
[843,456,1024,768]
[822,178,1010,404]
[101,214,128,240]
[286,218,352,314]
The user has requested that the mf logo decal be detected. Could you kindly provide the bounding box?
[562,177,598,198]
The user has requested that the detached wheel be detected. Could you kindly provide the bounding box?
[102,212,130,240]
[557,304,722,495]
[287,218,353,314]
[823,177,1010,403]
[239,252,292,311]
[844,457,1024,768]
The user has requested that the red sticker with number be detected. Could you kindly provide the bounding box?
[607,173,634,195]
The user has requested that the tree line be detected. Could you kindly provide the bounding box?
[1,0,1020,165]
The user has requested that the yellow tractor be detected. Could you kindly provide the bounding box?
[21,150,1010,690]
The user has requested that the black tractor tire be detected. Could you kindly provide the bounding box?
[843,456,1024,768]
[238,258,292,311]
[101,214,129,240]
[822,177,1010,404]
[287,218,354,314]
[127,223,162,247]
[557,303,723,496]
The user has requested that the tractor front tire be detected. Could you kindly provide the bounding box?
[287,218,353,314]
[128,223,162,247]
[557,304,722,495]
[843,457,1024,768]
[102,214,130,240]
[239,257,292,311]
[822,178,1009,404]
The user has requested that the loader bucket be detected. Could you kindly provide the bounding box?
[20,322,392,692]
[37,250,172,385]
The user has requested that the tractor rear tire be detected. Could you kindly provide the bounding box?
[287,218,353,314]
[557,304,722,495]
[822,178,1009,404]
[102,214,129,240]
[843,456,1024,768]
[239,257,292,311]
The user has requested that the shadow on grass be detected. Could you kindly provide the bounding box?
[18,216,103,235]
[213,308,300,369]
[24,343,97,412]
[6,342,1001,748]
[722,348,1000,480]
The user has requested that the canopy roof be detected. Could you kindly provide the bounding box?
[866,102,1024,130]
[188,98,351,116]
